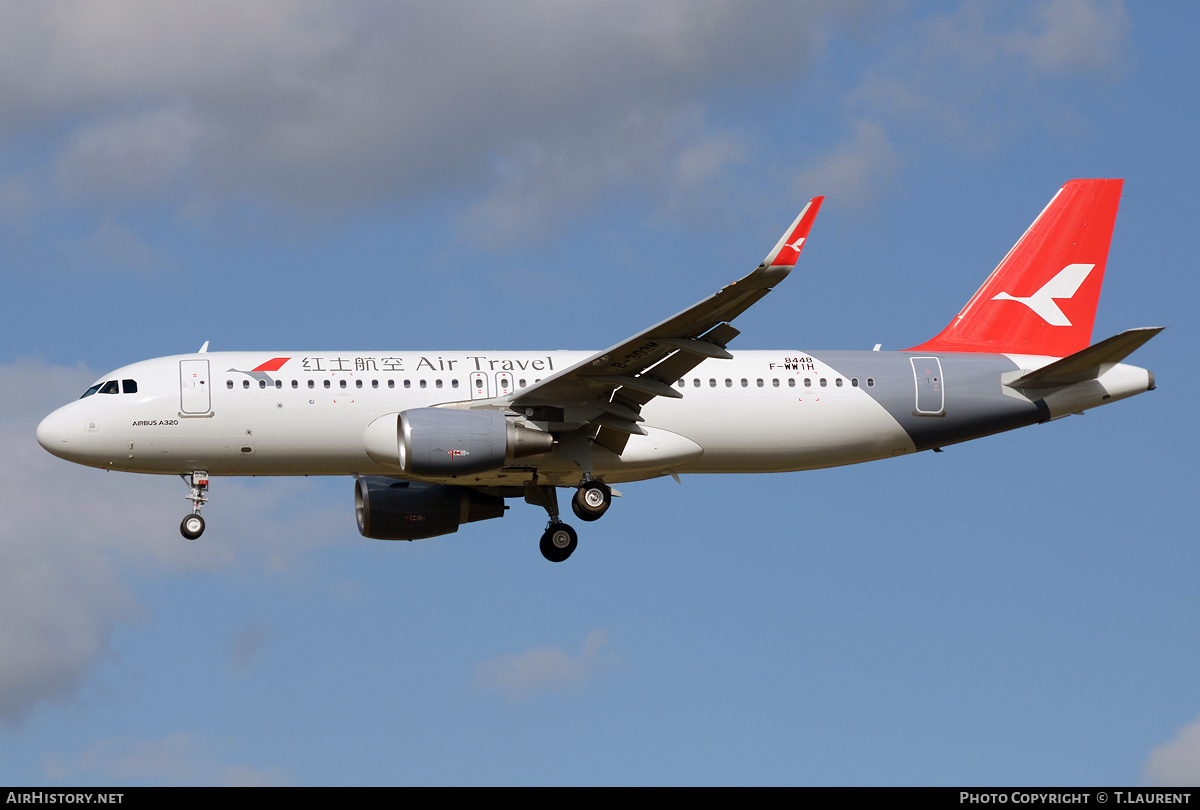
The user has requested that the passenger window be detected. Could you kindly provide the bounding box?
[292,380,298,389]
[339,380,347,389]
[677,380,685,388]
[851,378,859,387]
[371,380,378,389]
[741,379,748,387]
[403,380,410,388]
[243,380,250,389]
[867,378,875,388]
[772,379,779,387]
[788,378,796,387]
[122,379,138,394]
[835,378,843,387]
[725,379,732,387]
[275,380,282,389]
[226,380,233,389]
[819,378,827,387]
[308,380,315,389]
[420,380,427,389]
[709,378,716,387]
[388,380,395,389]
[435,380,443,389]
[756,379,763,388]
[520,379,527,388]
[452,379,459,389]
[100,380,120,394]
[323,380,331,389]
[804,378,812,387]
[693,379,700,387]
[259,379,266,389]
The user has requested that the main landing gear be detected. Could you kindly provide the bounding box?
[571,479,611,522]
[539,522,578,563]
[526,478,613,562]
[179,471,209,540]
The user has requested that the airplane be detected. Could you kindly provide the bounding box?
[36,179,1160,562]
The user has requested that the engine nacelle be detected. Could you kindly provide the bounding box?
[364,408,554,476]
[354,476,505,540]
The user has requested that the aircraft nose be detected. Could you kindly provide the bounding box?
[36,408,70,458]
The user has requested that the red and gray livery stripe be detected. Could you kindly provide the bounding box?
[226,357,291,383]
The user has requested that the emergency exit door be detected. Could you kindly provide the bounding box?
[470,372,490,400]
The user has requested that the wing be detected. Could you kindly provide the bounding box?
[488,196,824,454]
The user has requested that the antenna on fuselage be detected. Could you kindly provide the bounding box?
[198,341,209,353]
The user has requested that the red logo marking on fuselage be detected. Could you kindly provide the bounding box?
[253,358,291,372]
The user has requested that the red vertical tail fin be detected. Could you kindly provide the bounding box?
[909,179,1124,357]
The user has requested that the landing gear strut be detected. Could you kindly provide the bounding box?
[525,483,578,563]
[180,471,209,540]
[571,479,611,522]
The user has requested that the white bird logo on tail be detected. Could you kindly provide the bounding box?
[992,263,1094,326]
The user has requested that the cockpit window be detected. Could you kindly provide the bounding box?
[79,383,103,399]
[122,379,138,394]
[99,380,120,395]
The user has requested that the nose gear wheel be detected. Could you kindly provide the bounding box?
[179,471,209,540]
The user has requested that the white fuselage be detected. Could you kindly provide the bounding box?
[38,349,1154,489]
[36,350,920,486]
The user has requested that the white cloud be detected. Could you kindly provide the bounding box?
[0,2,842,217]
[0,1,1134,245]
[231,624,270,677]
[0,360,344,725]
[458,110,748,246]
[802,0,1131,189]
[796,120,898,207]
[1143,713,1200,787]
[0,175,37,233]
[69,215,163,275]
[656,129,748,225]
[474,630,611,701]
[56,106,204,203]
[42,732,288,786]
[0,525,139,727]
[1010,0,1129,76]
[915,0,1129,78]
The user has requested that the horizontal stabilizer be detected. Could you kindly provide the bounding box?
[1004,327,1163,390]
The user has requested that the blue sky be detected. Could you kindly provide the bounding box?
[1,1,1197,786]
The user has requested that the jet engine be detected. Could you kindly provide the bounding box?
[363,408,554,476]
[354,476,506,540]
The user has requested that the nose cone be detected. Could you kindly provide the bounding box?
[36,408,71,459]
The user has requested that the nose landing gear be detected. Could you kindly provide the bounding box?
[179,471,209,540]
